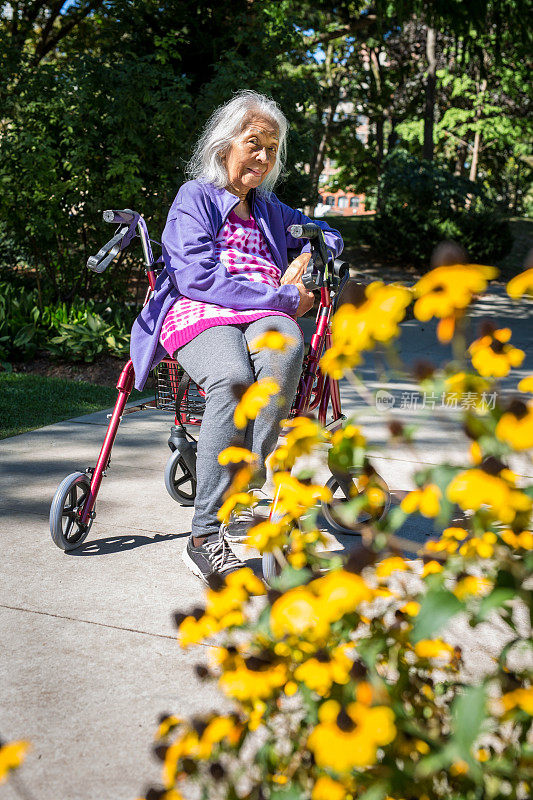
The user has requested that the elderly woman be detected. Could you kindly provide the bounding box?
[130,90,343,583]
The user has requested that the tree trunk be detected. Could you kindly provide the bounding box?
[423,27,437,161]
[468,78,487,184]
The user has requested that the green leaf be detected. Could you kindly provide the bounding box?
[270,565,312,592]
[412,589,463,642]
[475,588,515,623]
[452,683,487,755]
[270,785,305,800]
[358,783,389,800]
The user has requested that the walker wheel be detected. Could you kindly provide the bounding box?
[50,472,93,551]
[261,551,282,585]
[322,471,391,534]
[164,449,196,506]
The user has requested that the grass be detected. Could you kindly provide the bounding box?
[0,372,151,439]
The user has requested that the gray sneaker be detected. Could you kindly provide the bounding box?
[182,529,245,584]
[221,490,272,543]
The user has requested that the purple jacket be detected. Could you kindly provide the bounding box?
[130,180,343,389]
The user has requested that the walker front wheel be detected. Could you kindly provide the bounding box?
[164,449,196,506]
[50,472,93,551]
[322,471,391,534]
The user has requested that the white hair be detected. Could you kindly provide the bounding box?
[185,90,288,196]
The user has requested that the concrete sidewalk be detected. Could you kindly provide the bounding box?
[1,286,532,799]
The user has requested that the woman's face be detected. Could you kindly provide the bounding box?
[223,116,279,197]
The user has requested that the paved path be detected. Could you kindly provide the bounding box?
[1,286,532,799]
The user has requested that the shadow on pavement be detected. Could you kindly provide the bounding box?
[69,531,185,556]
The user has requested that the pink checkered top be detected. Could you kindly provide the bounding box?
[159,210,294,356]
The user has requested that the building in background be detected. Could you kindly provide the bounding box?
[314,116,374,217]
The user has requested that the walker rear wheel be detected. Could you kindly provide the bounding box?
[164,449,196,506]
[322,471,391,534]
[50,472,93,551]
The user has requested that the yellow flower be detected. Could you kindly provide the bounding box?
[219,661,287,702]
[309,569,372,620]
[246,520,289,551]
[507,267,533,299]
[401,601,421,616]
[401,484,441,517]
[476,747,490,762]
[156,715,182,739]
[308,701,396,772]
[312,775,348,800]
[270,587,331,642]
[450,760,469,776]
[269,416,325,469]
[496,399,533,450]
[271,472,332,520]
[500,529,533,550]
[233,378,280,428]
[294,645,353,696]
[0,741,30,783]
[218,446,257,465]
[500,687,533,715]
[413,264,497,321]
[469,328,525,378]
[319,344,361,378]
[375,556,409,578]
[217,492,256,524]
[422,560,443,577]
[225,566,266,595]
[445,371,490,408]
[249,329,297,351]
[414,639,454,660]
[453,575,492,600]
[330,423,366,449]
[446,468,532,524]
[363,282,412,342]
[459,532,497,559]
[163,730,199,786]
[178,614,219,647]
[518,375,533,393]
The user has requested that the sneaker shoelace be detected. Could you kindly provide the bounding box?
[203,531,243,573]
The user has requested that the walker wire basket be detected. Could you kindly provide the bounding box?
[154,358,205,425]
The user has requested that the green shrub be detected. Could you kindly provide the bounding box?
[0,281,137,364]
[371,150,513,267]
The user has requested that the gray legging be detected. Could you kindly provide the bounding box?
[175,315,304,539]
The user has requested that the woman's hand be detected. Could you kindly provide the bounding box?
[294,282,315,317]
[281,252,312,286]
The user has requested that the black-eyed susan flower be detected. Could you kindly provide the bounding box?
[453,575,491,600]
[270,587,331,642]
[312,774,348,800]
[307,699,396,772]
[217,446,257,466]
[469,327,525,378]
[446,468,531,524]
[233,378,280,428]
[249,328,297,351]
[500,529,533,550]
[375,556,409,579]
[309,569,372,620]
[496,399,533,450]
[518,375,533,393]
[271,472,332,521]
[413,264,497,322]
[177,613,219,648]
[507,267,533,299]
[217,491,256,525]
[400,484,441,517]
[245,519,289,552]
[445,371,491,409]
[499,687,533,715]
[319,343,361,379]
[459,531,497,559]
[0,741,30,784]
[269,416,325,470]
[218,659,288,702]
[421,560,443,577]
[294,645,352,696]
[414,639,454,660]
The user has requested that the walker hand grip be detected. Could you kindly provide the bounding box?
[288,223,320,239]
[103,209,137,224]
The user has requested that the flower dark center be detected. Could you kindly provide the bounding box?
[490,339,505,354]
[508,399,528,420]
[336,708,356,732]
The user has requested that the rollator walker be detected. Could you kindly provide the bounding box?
[49,210,391,580]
